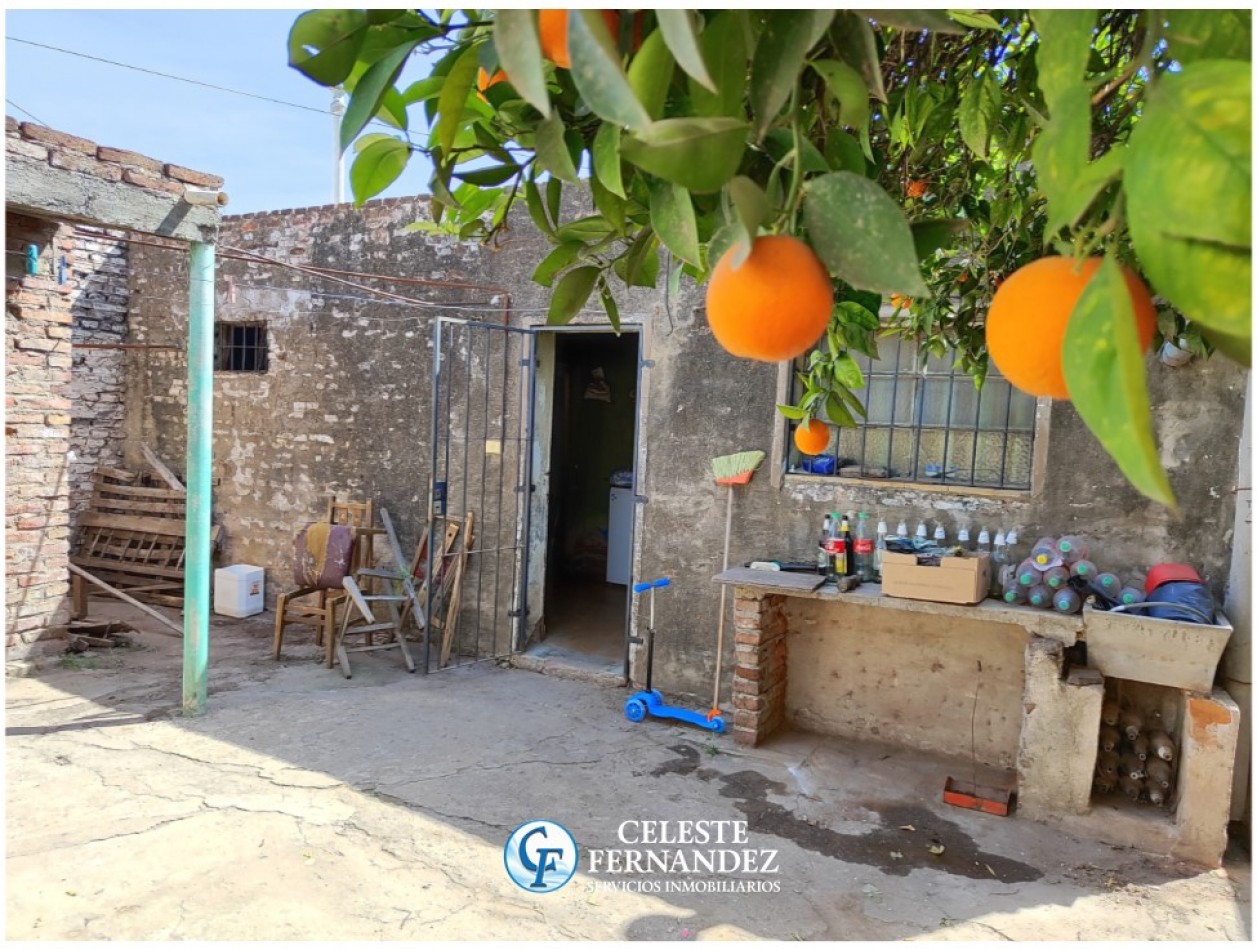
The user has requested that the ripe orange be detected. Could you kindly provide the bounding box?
[705,235,834,362]
[538,10,620,69]
[906,180,928,199]
[889,293,912,311]
[793,419,831,456]
[985,256,1158,400]
[477,67,507,92]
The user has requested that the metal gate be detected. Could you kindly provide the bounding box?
[424,317,536,672]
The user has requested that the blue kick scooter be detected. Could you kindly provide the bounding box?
[623,577,726,734]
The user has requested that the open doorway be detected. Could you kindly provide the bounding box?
[536,330,639,667]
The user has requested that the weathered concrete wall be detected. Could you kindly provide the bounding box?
[68,229,130,517]
[124,189,1247,699]
[786,598,1027,769]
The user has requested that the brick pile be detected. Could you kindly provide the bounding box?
[730,590,789,746]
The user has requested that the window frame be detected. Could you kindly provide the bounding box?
[770,335,1052,497]
[213,321,269,374]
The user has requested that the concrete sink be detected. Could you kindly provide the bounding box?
[1082,607,1233,692]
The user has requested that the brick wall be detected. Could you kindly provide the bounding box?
[69,229,130,516]
[5,116,222,664]
[6,213,75,658]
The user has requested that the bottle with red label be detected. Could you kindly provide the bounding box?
[854,512,875,581]
[839,513,855,577]
[825,511,846,577]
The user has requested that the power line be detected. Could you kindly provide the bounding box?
[6,35,422,140]
[5,97,48,126]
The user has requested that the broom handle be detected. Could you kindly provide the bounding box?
[712,483,734,710]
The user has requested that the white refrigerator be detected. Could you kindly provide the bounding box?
[606,487,633,585]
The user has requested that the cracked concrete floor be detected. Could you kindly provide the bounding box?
[5,603,1252,941]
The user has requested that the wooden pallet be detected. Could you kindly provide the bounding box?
[70,466,219,617]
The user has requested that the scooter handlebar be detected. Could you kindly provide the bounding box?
[632,578,671,593]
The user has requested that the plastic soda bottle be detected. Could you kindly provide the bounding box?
[1043,565,1071,590]
[1118,586,1144,606]
[854,512,875,582]
[874,517,888,580]
[1027,584,1053,608]
[934,522,947,544]
[1070,559,1097,579]
[990,530,1008,596]
[957,525,972,551]
[1016,559,1043,588]
[1053,588,1083,614]
[1095,572,1122,596]
[1004,527,1020,563]
[915,521,928,540]
[1057,535,1090,564]
[1030,537,1062,570]
[1002,582,1028,605]
[977,528,991,554]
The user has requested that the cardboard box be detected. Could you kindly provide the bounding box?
[880,551,991,606]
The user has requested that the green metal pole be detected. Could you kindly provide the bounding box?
[183,241,214,716]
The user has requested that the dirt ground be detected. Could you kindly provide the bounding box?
[5,603,1252,941]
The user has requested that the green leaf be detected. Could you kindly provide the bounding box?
[947,11,1003,30]
[657,9,716,92]
[1062,256,1176,509]
[524,177,556,237]
[1199,326,1252,367]
[532,242,585,288]
[811,59,872,160]
[535,113,580,184]
[958,73,1001,159]
[590,172,627,234]
[288,10,368,86]
[341,39,422,151]
[400,75,445,105]
[548,266,601,325]
[374,88,409,130]
[776,404,808,421]
[569,10,653,131]
[556,215,616,243]
[1126,60,1252,340]
[803,172,929,296]
[620,117,749,193]
[592,123,625,200]
[627,27,676,121]
[349,137,410,205]
[855,9,965,34]
[750,11,835,140]
[826,393,858,428]
[912,219,971,260]
[706,220,746,272]
[649,180,702,268]
[727,176,770,242]
[546,177,563,223]
[453,162,521,187]
[617,229,660,288]
[494,9,550,117]
[824,129,867,175]
[1163,10,1252,65]
[600,283,621,333]
[690,12,748,117]
[832,353,865,390]
[1032,10,1103,239]
[763,129,830,174]
[430,44,481,156]
[830,12,886,103]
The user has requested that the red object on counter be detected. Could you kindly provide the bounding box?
[1144,563,1202,595]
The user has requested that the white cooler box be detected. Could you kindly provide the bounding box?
[214,564,265,618]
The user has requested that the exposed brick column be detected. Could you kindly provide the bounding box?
[731,587,788,746]
[6,213,75,661]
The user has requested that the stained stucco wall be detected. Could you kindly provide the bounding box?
[125,194,1248,696]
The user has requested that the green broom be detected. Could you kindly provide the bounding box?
[708,450,766,721]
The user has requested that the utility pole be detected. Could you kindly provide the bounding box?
[332,89,347,204]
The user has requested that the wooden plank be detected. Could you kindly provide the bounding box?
[712,567,827,592]
[78,511,189,537]
[440,512,474,668]
[71,555,186,580]
[90,496,186,517]
[68,563,183,636]
[92,479,188,500]
[141,441,186,491]
[94,465,138,483]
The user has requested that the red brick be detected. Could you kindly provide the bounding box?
[734,630,762,646]
[21,123,96,154]
[733,664,760,682]
[122,168,185,196]
[96,145,163,172]
[49,149,122,182]
[163,163,224,188]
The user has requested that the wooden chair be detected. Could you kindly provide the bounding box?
[272,497,377,660]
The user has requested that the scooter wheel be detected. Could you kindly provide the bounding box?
[708,716,727,734]
[624,698,648,723]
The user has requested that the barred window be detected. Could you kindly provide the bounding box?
[214,322,268,373]
[788,334,1041,491]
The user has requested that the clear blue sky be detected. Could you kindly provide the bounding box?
[4,9,439,214]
